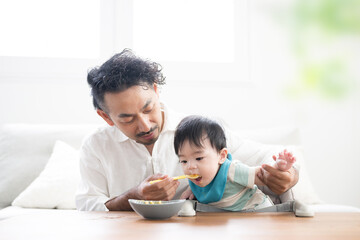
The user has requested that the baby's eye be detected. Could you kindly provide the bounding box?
[180,160,187,164]
[196,157,203,161]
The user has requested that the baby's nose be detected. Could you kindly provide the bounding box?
[187,161,197,170]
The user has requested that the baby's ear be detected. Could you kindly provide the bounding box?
[219,148,228,164]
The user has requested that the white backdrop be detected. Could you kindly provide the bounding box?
[0,0,359,208]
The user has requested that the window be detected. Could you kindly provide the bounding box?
[133,0,235,63]
[0,0,250,84]
[0,0,100,59]
[115,0,250,83]
[0,0,113,82]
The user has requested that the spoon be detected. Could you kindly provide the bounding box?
[149,174,200,184]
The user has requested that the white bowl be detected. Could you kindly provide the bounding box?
[128,199,186,220]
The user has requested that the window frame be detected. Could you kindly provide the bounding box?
[113,0,251,84]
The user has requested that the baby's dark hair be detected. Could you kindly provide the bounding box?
[87,49,166,112]
[174,115,227,155]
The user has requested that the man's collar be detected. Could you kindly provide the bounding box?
[161,102,185,133]
[113,125,129,143]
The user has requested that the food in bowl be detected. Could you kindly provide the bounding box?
[142,200,162,205]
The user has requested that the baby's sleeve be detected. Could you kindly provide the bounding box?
[228,160,257,189]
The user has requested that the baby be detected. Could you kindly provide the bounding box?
[174,115,296,211]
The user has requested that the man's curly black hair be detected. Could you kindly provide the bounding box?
[87,49,166,112]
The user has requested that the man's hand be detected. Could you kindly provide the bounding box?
[105,173,180,211]
[257,164,299,195]
[137,173,180,200]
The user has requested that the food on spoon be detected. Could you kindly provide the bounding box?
[149,174,201,184]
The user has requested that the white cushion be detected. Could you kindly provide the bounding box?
[12,141,79,209]
[234,127,322,205]
[0,124,99,209]
[284,146,322,204]
[236,126,302,146]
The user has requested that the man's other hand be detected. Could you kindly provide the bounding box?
[257,164,299,195]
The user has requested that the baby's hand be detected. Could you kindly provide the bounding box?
[272,149,296,171]
[180,186,195,200]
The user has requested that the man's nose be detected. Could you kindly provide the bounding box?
[138,114,151,133]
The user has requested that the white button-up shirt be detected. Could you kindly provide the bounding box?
[76,103,287,211]
[76,104,188,211]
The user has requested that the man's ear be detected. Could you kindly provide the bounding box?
[219,148,228,165]
[153,83,159,97]
[97,109,115,126]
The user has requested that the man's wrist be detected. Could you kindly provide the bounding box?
[290,165,299,188]
[105,187,140,211]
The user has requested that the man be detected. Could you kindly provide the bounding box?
[76,49,299,211]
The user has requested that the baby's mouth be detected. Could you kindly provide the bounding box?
[194,176,202,182]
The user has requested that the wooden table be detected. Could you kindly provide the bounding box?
[1,210,359,240]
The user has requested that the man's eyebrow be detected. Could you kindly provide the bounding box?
[118,113,134,118]
[141,99,152,111]
[117,99,152,118]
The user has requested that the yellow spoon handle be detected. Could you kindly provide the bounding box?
[149,175,198,184]
[149,179,163,184]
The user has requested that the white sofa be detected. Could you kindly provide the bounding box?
[0,123,359,216]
